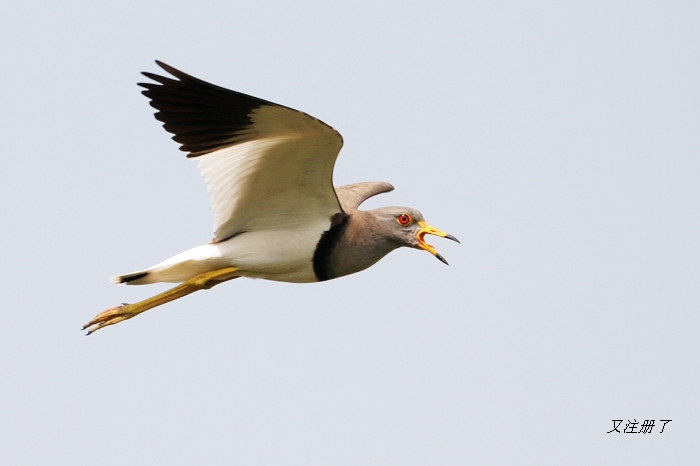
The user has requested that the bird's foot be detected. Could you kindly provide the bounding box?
[82,303,137,335]
[83,268,239,335]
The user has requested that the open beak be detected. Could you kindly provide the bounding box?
[416,221,460,265]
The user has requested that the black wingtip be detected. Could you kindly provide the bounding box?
[153,61,200,83]
[155,60,174,73]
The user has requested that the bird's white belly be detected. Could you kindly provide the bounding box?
[214,223,328,283]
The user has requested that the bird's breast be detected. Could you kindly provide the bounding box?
[214,220,331,283]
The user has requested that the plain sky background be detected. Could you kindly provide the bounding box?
[1,1,698,464]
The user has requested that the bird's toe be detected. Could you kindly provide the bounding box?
[83,304,136,335]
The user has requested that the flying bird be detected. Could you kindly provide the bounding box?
[83,61,459,334]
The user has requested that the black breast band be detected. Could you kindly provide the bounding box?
[312,213,348,281]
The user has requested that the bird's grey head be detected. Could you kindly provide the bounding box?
[370,206,460,265]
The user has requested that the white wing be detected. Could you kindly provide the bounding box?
[139,61,343,242]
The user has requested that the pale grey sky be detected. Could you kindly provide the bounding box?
[1,1,698,464]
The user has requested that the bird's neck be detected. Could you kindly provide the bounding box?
[312,210,399,281]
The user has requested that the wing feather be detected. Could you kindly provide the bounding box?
[139,62,344,241]
[335,182,395,210]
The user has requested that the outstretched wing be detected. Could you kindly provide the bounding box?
[335,182,394,210]
[139,61,344,242]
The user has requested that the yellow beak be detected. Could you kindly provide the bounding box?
[416,221,460,265]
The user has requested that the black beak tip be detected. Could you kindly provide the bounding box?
[445,233,460,244]
[435,252,449,265]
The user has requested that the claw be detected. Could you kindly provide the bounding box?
[83,304,135,335]
[83,267,240,335]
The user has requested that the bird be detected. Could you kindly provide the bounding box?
[83,61,459,335]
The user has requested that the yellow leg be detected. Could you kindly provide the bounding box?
[83,267,239,335]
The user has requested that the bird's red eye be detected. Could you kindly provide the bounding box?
[397,213,411,226]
